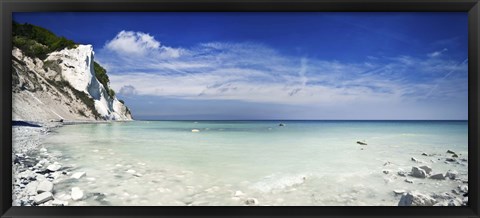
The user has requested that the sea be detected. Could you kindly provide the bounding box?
[43,120,468,206]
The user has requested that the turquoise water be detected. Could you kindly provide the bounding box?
[44,121,468,206]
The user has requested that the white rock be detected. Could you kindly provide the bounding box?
[71,187,84,201]
[393,190,406,195]
[245,198,258,205]
[33,192,54,204]
[51,199,68,206]
[25,181,40,196]
[47,164,61,172]
[191,129,200,133]
[126,169,136,174]
[405,179,414,184]
[398,192,436,206]
[71,172,86,179]
[411,167,427,178]
[459,185,468,193]
[40,148,47,152]
[36,180,54,193]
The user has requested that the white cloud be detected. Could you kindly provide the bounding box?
[97,31,467,110]
[428,48,448,58]
[104,30,183,58]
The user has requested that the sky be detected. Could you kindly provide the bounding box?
[13,12,468,120]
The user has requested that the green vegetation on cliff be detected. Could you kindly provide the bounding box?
[13,21,76,59]
[93,61,115,98]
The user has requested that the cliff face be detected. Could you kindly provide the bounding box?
[12,45,133,122]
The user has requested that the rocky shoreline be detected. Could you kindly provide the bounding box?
[388,150,469,206]
[12,121,101,206]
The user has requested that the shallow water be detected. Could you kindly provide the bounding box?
[43,120,468,206]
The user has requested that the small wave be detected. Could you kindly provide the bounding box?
[251,173,309,192]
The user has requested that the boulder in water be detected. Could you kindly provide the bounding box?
[446,170,458,180]
[411,167,427,178]
[356,141,367,145]
[245,198,258,205]
[71,187,84,201]
[419,165,432,174]
[429,173,445,180]
[33,192,54,204]
[446,150,456,155]
[398,192,436,206]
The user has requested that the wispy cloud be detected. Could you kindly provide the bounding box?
[96,31,467,111]
[427,48,448,58]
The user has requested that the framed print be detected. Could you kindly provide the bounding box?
[1,0,479,218]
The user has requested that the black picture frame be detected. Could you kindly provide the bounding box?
[1,0,479,217]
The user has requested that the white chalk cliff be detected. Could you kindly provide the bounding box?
[12,45,133,122]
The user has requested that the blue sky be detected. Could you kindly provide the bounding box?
[14,12,468,120]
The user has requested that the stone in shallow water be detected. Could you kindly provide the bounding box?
[71,187,84,201]
[446,150,456,155]
[245,198,258,205]
[429,173,445,180]
[397,170,407,177]
[446,170,458,180]
[419,166,432,174]
[398,192,436,206]
[33,192,54,204]
[411,167,427,178]
[36,180,54,193]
